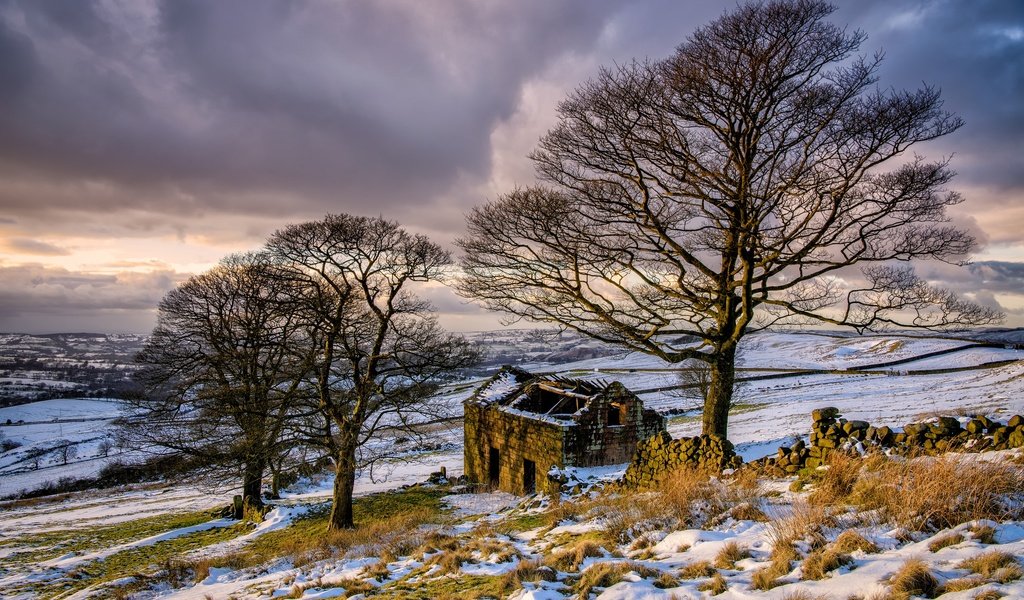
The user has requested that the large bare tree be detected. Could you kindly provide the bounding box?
[132,252,309,511]
[268,214,477,530]
[457,0,1001,439]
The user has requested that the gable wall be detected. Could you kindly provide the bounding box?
[464,403,566,495]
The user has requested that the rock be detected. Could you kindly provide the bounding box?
[876,426,893,444]
[812,407,841,422]
[1008,415,1023,428]
[966,419,985,434]
[936,416,961,430]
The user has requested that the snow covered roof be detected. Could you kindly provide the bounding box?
[466,365,625,424]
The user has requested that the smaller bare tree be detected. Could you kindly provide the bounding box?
[55,440,77,465]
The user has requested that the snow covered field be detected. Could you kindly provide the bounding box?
[0,330,1022,599]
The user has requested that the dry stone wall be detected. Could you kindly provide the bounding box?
[756,407,1024,476]
[621,431,741,488]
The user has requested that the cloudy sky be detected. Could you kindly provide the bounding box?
[0,0,1022,334]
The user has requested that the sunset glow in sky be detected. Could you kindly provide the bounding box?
[1,0,1022,333]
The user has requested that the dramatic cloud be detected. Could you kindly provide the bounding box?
[0,0,1021,332]
[1,238,70,256]
[0,264,182,332]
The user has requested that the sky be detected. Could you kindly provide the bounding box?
[0,0,1022,334]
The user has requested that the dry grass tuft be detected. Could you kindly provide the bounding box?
[696,572,727,595]
[500,558,557,592]
[574,561,660,599]
[544,540,604,572]
[654,570,680,589]
[928,532,965,552]
[851,457,1024,531]
[974,591,1004,600]
[832,530,879,554]
[679,560,717,579]
[809,452,863,506]
[781,591,832,600]
[958,551,1021,580]
[941,576,986,593]
[751,558,791,590]
[969,524,997,544]
[765,501,830,550]
[714,541,750,570]
[801,547,851,580]
[889,558,940,599]
[728,502,769,522]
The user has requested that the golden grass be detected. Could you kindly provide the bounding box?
[574,561,660,599]
[832,530,879,554]
[765,501,830,550]
[679,560,717,579]
[974,591,1004,600]
[696,572,727,595]
[958,551,1020,579]
[889,559,940,599]
[809,452,863,506]
[969,524,997,544]
[801,547,850,580]
[544,540,604,572]
[751,559,790,590]
[941,576,986,593]
[851,457,1024,531]
[781,591,832,600]
[928,532,965,552]
[713,541,750,570]
[500,558,557,592]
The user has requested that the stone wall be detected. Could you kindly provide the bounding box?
[756,407,1024,476]
[621,431,741,488]
[463,403,567,495]
[565,382,667,467]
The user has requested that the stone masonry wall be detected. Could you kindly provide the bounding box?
[755,407,1024,476]
[565,382,667,467]
[463,403,566,495]
[621,431,741,488]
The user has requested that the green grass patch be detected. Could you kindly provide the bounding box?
[374,573,507,599]
[0,509,221,564]
[7,519,252,598]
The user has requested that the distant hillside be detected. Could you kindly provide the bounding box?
[0,333,147,406]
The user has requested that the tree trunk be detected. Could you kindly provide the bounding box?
[702,345,736,438]
[328,440,357,530]
[241,460,265,516]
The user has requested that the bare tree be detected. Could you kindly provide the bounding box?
[55,439,77,465]
[130,252,310,512]
[268,214,477,530]
[457,0,1001,439]
[97,438,114,458]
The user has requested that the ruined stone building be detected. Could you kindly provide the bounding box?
[463,366,666,495]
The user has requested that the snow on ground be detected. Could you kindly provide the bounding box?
[1,330,1023,599]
